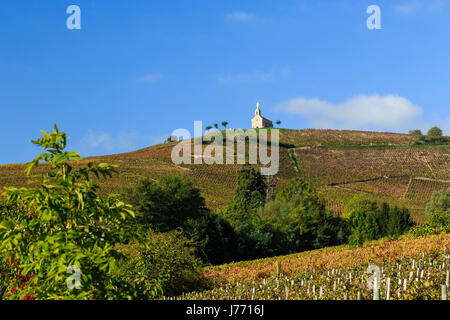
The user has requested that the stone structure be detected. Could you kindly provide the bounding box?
[251,102,273,129]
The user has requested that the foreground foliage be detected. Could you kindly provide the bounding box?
[117,230,207,298]
[0,126,141,299]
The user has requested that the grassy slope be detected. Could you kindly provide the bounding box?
[0,129,448,222]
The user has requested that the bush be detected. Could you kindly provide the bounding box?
[408,223,450,237]
[117,230,207,298]
[125,176,242,265]
[125,176,207,232]
[347,199,381,247]
[346,196,413,247]
[409,129,423,135]
[182,211,239,265]
[275,178,318,205]
[427,126,443,136]
[426,188,450,228]
[412,135,449,145]
[234,212,276,260]
[256,178,348,255]
[386,206,414,238]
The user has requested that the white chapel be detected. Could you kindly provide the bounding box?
[251,102,273,129]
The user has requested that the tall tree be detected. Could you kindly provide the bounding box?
[126,176,207,232]
[226,164,267,217]
[427,126,443,136]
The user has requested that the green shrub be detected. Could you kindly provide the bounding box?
[275,178,318,204]
[117,230,207,298]
[125,176,242,265]
[408,223,450,237]
[182,211,239,265]
[346,196,413,247]
[409,129,423,135]
[347,200,381,247]
[256,178,348,255]
[385,206,414,238]
[425,188,450,228]
[125,176,207,232]
[235,212,276,260]
[0,125,141,300]
[427,126,443,136]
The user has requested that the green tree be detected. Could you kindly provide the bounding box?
[225,164,267,218]
[126,176,207,232]
[255,178,347,256]
[125,176,241,264]
[276,120,281,127]
[426,188,450,228]
[346,196,413,246]
[409,129,423,135]
[346,196,384,246]
[205,126,212,131]
[0,125,140,300]
[183,211,239,264]
[427,126,443,136]
[165,136,178,143]
[221,121,228,129]
[213,123,218,130]
[386,206,414,238]
[275,178,318,205]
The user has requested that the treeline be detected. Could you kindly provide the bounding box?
[123,164,417,268]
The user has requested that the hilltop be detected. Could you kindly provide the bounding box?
[0,129,448,223]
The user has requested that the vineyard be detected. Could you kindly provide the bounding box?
[0,129,448,220]
[172,234,450,300]
[278,129,421,147]
[294,148,450,185]
[320,200,345,217]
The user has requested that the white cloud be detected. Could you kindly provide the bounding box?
[276,94,425,132]
[393,0,447,14]
[225,11,256,22]
[76,130,168,157]
[394,1,421,14]
[137,73,164,83]
[218,66,290,85]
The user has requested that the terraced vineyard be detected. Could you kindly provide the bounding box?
[405,178,450,202]
[0,129,448,221]
[294,148,450,185]
[278,129,419,147]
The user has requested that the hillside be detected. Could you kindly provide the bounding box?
[0,129,448,222]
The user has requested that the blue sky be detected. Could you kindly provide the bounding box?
[0,0,449,164]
